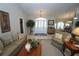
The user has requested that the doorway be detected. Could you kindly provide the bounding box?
[34,17,48,34]
[20,18,23,33]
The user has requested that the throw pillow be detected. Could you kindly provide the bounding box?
[55,33,63,40]
[11,32,19,41]
[18,33,24,40]
[0,37,11,47]
[17,33,24,40]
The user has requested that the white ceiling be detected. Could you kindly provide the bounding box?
[19,3,79,18]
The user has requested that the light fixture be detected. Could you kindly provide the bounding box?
[39,10,43,17]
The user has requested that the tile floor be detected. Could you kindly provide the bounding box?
[41,39,63,56]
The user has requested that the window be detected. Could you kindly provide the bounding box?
[55,22,64,30]
[34,17,47,34]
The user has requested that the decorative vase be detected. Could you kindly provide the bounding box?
[25,42,31,52]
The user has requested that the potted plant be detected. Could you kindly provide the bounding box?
[31,39,39,48]
[26,19,35,34]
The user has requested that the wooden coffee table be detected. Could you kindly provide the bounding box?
[17,43,41,56]
[63,38,79,56]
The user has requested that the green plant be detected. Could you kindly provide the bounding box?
[26,19,35,34]
[31,39,38,48]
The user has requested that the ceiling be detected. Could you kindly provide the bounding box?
[19,3,79,18]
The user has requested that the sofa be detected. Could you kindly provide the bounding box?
[51,31,79,56]
[51,31,72,51]
[0,32,27,56]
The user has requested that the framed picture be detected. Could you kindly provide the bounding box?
[0,11,11,33]
[48,20,54,25]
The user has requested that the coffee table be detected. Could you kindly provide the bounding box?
[17,43,41,56]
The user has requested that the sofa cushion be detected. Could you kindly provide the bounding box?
[63,32,72,38]
[11,33,25,41]
[11,32,19,41]
[0,37,11,47]
[53,38,63,44]
[0,32,13,42]
[1,38,26,56]
[0,32,13,47]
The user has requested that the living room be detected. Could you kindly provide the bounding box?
[0,3,79,56]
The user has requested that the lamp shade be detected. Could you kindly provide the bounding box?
[72,27,79,36]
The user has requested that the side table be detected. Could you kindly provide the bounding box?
[63,38,79,56]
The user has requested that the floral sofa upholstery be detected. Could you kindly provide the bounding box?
[0,32,27,56]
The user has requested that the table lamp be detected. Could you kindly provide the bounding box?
[71,27,79,41]
[72,27,79,36]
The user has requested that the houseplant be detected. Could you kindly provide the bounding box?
[31,39,39,48]
[26,19,35,34]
